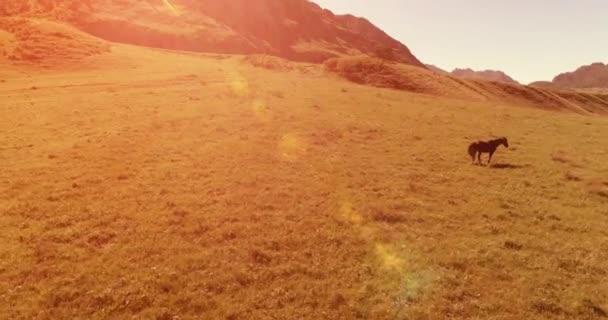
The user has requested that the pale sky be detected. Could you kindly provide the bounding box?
[313,0,607,84]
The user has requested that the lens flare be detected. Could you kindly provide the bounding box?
[279,133,306,161]
[339,200,363,225]
[375,243,404,270]
[162,0,180,15]
[252,99,272,122]
[398,271,438,302]
[227,72,250,97]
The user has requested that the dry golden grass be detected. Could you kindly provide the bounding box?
[1,45,608,320]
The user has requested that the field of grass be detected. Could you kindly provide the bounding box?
[1,45,607,319]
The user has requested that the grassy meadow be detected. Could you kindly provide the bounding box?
[1,46,607,319]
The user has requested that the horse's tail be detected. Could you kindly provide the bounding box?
[468,143,477,158]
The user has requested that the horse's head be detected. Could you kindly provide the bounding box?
[502,137,509,148]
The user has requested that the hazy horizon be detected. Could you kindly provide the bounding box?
[314,0,608,84]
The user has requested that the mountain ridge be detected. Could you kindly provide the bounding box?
[0,0,425,67]
[425,64,519,84]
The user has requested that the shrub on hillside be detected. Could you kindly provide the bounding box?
[242,55,293,71]
[324,55,421,92]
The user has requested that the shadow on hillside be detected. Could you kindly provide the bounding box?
[490,163,527,170]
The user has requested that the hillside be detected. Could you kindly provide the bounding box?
[0,17,109,64]
[0,0,425,66]
[530,62,608,89]
[4,1,606,116]
[334,57,608,115]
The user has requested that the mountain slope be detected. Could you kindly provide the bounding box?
[0,0,425,66]
[425,64,449,75]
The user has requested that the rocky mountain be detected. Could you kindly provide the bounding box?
[425,64,518,84]
[0,0,425,66]
[530,63,608,89]
[450,68,519,84]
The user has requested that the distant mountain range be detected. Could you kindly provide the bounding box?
[427,62,608,90]
[530,63,608,89]
[426,65,519,85]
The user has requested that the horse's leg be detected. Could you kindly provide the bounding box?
[489,151,494,164]
[477,152,482,165]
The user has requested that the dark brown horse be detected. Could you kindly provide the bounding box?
[468,137,509,165]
